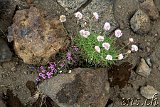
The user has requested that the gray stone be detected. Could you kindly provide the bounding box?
[140,85,159,99]
[154,0,160,12]
[0,38,12,62]
[0,0,16,37]
[151,40,160,65]
[81,0,118,33]
[136,58,151,77]
[33,0,66,16]
[130,9,151,34]
[10,7,69,65]
[140,0,159,20]
[57,0,87,12]
[39,68,110,107]
[113,0,139,29]
[145,58,152,67]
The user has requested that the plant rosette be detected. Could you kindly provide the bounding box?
[73,12,138,66]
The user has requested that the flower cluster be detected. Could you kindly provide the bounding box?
[36,46,79,82]
[36,62,56,81]
[73,11,138,65]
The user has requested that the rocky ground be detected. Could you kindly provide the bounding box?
[0,0,160,107]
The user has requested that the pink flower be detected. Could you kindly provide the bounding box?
[115,29,122,38]
[106,55,112,60]
[103,22,111,31]
[118,53,124,60]
[74,12,83,20]
[79,30,90,38]
[93,12,99,20]
[95,46,100,53]
[131,45,138,52]
[97,36,104,42]
[102,42,110,50]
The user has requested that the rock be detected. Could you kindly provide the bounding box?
[140,85,159,99]
[80,0,118,33]
[33,0,78,37]
[0,38,12,62]
[136,58,151,77]
[130,9,151,34]
[39,68,110,107]
[145,58,152,67]
[113,0,139,29]
[57,0,87,12]
[154,0,160,12]
[33,0,66,16]
[0,0,16,36]
[9,7,69,65]
[151,40,160,65]
[138,0,145,3]
[140,0,159,20]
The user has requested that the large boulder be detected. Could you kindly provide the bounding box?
[9,6,69,65]
[130,9,151,34]
[39,68,110,107]
[140,0,159,20]
[0,38,12,62]
[154,0,160,12]
[0,0,16,37]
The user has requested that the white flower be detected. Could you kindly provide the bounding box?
[68,70,72,73]
[79,30,90,38]
[97,36,104,42]
[102,42,110,50]
[106,55,112,60]
[127,50,132,54]
[93,12,99,20]
[118,53,124,60]
[131,45,138,52]
[103,22,111,31]
[74,11,83,20]
[95,46,100,53]
[129,38,134,42]
[115,29,122,38]
[59,15,66,22]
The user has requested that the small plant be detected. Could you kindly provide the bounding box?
[35,46,80,82]
[73,11,138,66]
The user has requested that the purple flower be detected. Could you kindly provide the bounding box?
[41,74,46,79]
[48,62,56,72]
[66,52,72,61]
[46,72,50,76]
[40,66,46,73]
[39,73,43,77]
[47,75,52,79]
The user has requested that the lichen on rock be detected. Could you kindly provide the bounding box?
[9,6,69,65]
